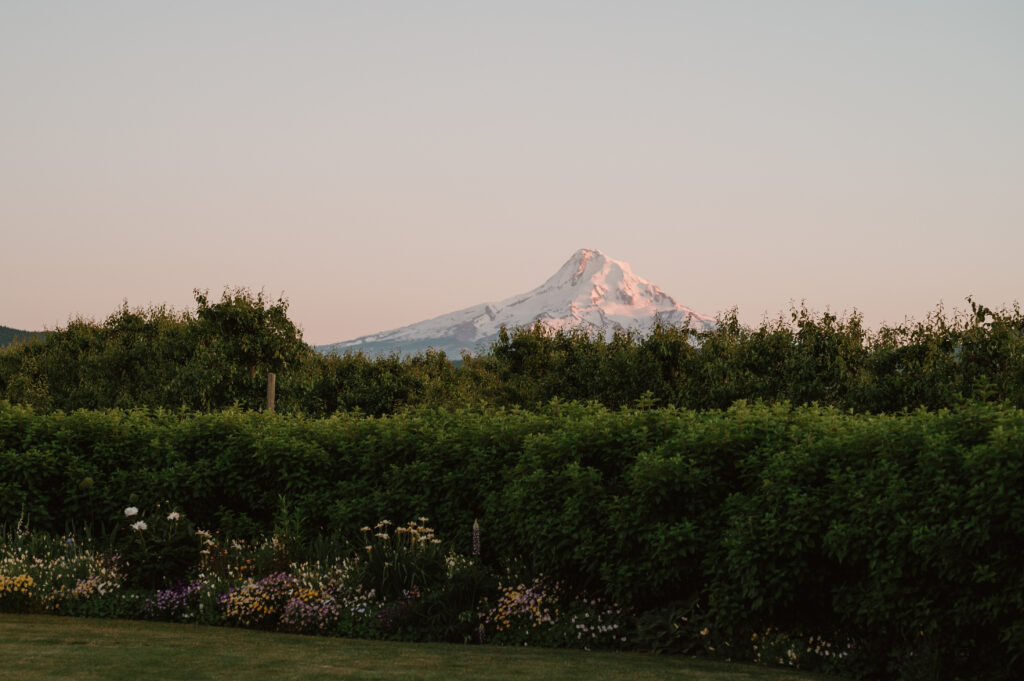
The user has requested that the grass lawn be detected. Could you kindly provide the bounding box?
[0,614,840,681]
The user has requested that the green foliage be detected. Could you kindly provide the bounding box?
[0,326,45,348]
[113,504,198,590]
[461,303,1024,414]
[56,590,148,619]
[304,349,458,417]
[354,519,448,602]
[415,554,496,642]
[3,295,1024,417]
[1,400,1022,677]
[631,596,709,655]
[702,402,1024,679]
[0,289,312,413]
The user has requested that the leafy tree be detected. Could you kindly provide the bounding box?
[193,288,307,380]
[186,288,312,411]
[0,289,313,413]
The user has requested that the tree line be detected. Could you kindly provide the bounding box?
[1,288,1022,415]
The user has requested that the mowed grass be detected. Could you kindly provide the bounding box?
[0,615,840,681]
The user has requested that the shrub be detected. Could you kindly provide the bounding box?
[1,400,1023,678]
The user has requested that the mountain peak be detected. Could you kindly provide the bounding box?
[570,247,604,266]
[546,248,626,289]
[319,249,714,357]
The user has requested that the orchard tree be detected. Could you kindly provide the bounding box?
[193,287,308,379]
[185,288,313,410]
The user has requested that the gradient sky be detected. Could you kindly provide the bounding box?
[2,1,1022,345]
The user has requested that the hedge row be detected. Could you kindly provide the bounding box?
[1,399,1022,679]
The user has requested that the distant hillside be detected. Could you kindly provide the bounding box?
[0,325,45,347]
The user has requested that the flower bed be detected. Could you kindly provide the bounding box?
[1,513,631,650]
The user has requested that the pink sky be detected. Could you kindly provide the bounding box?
[2,2,1021,345]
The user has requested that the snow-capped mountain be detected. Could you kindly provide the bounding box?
[318,248,714,358]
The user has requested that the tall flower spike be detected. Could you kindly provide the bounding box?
[472,519,481,556]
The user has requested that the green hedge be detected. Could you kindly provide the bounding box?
[1,399,1021,679]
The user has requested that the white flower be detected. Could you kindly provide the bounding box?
[131,520,148,531]
[124,507,139,517]
[166,511,180,521]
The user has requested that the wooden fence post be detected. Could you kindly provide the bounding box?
[266,372,276,413]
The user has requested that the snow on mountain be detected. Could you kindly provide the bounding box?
[318,248,715,358]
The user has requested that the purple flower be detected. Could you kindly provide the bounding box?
[145,581,204,619]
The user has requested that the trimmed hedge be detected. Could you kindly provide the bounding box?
[1,399,1022,679]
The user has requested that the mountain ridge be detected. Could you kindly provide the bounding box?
[0,325,45,348]
[318,249,714,358]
